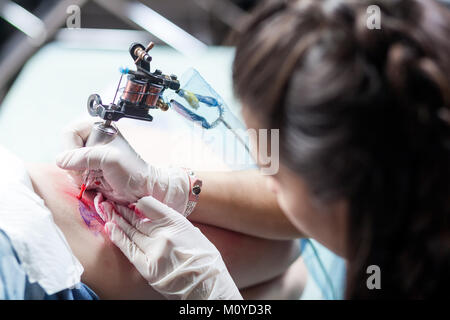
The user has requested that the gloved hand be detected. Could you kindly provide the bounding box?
[56,121,190,213]
[98,195,242,300]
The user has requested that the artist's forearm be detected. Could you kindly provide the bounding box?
[27,164,300,297]
[189,170,304,240]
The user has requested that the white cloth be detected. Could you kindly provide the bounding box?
[0,146,83,294]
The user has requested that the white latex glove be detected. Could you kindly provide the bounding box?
[56,121,190,213]
[98,195,242,300]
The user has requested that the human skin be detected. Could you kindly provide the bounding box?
[241,255,308,300]
[62,121,304,241]
[242,108,349,258]
[191,170,304,240]
[26,163,303,299]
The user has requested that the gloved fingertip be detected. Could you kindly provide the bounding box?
[104,221,114,237]
[66,172,81,186]
[136,196,160,211]
[55,152,67,168]
[56,150,77,169]
[127,203,142,218]
[96,199,115,223]
[136,196,178,221]
[135,207,146,219]
[97,203,107,222]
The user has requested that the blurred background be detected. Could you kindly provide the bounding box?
[2,0,449,301]
[0,0,259,164]
[0,0,259,102]
[1,0,450,164]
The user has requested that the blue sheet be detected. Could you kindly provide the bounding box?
[0,229,98,300]
[300,238,347,300]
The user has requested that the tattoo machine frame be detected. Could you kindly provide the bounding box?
[83,42,252,193]
[85,42,181,147]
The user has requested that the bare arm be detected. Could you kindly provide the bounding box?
[241,256,307,300]
[26,164,301,298]
[119,124,303,240]
[190,170,303,240]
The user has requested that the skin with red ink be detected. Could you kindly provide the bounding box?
[57,174,142,236]
[66,184,107,236]
[77,183,87,200]
[78,196,105,235]
[39,172,110,238]
[75,187,143,236]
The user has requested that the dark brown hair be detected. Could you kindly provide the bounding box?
[233,0,450,298]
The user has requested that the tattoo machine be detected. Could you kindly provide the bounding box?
[86,42,180,147]
[82,42,180,192]
[83,42,251,195]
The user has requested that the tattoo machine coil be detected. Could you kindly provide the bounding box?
[85,42,181,147]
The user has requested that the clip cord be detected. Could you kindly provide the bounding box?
[169,99,223,129]
[112,73,124,105]
[169,97,250,154]
[306,239,337,300]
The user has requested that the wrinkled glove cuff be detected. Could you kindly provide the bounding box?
[146,166,190,214]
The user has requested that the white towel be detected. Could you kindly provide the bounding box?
[0,146,83,295]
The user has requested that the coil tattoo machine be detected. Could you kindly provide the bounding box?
[80,42,181,196]
[82,42,251,195]
[85,42,180,147]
